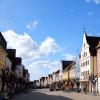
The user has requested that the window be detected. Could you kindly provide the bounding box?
[88,60,89,65]
[83,52,85,58]
[84,71,86,76]
[86,61,87,66]
[78,68,80,72]
[83,72,84,76]
[86,71,87,77]
[88,70,89,75]
[81,72,82,76]
[86,52,87,56]
[81,63,83,67]
[84,43,85,48]
[83,62,85,67]
[83,54,84,58]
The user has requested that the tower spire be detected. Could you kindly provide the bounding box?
[83,27,86,33]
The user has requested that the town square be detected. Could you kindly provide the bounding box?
[0,0,100,100]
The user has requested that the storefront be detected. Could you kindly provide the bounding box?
[80,80,90,93]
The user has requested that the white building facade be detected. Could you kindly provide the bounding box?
[80,33,100,93]
[80,33,92,92]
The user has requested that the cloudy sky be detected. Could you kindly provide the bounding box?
[1,0,100,80]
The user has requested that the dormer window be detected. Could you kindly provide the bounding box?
[84,43,85,48]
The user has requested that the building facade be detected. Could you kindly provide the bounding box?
[44,77,48,88]
[80,33,100,93]
[0,32,7,70]
[96,41,100,93]
[6,57,12,71]
[0,32,7,91]
[62,61,74,90]
[47,74,53,86]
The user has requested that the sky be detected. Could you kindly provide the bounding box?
[1,0,100,80]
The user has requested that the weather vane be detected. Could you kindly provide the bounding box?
[83,27,86,33]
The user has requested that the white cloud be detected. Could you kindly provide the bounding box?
[39,36,59,56]
[86,0,100,4]
[28,60,60,80]
[2,30,59,80]
[65,54,75,61]
[3,30,58,60]
[26,20,39,29]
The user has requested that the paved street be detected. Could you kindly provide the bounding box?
[11,89,100,100]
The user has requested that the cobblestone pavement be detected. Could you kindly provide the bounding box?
[11,89,100,100]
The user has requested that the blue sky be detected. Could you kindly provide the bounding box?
[1,0,100,80]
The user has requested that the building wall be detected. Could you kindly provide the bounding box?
[80,33,91,81]
[97,47,100,93]
[40,80,44,87]
[48,75,53,85]
[75,58,80,79]
[62,70,68,81]
[36,81,40,87]
[44,78,48,87]
[0,46,7,70]
[6,57,12,71]
[93,56,97,75]
[98,77,100,93]
[69,68,75,80]
[97,48,100,77]
[59,71,62,81]
[80,33,92,92]
[53,74,56,82]
[15,64,24,78]
[55,73,59,82]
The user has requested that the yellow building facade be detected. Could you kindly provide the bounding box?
[0,46,7,70]
[62,70,68,81]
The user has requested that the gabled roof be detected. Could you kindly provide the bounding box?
[84,33,100,56]
[48,74,52,77]
[55,69,60,74]
[41,77,45,81]
[62,60,74,71]
[0,32,7,49]
[86,35,100,48]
